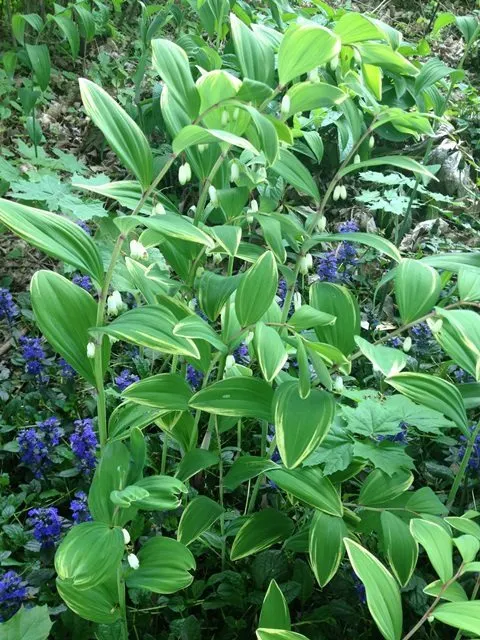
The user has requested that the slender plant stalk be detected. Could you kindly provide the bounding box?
[193,146,231,226]
[117,565,128,640]
[246,436,277,514]
[160,434,169,474]
[402,566,464,640]
[447,420,480,509]
[214,417,226,570]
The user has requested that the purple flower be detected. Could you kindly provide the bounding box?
[17,417,63,478]
[192,298,208,322]
[72,274,92,291]
[115,369,140,392]
[0,570,29,621]
[70,491,92,524]
[58,358,76,379]
[338,220,359,233]
[27,507,62,547]
[233,342,249,363]
[0,288,18,322]
[352,572,366,604]
[316,251,338,282]
[387,336,403,349]
[19,336,46,376]
[76,220,92,235]
[69,419,97,475]
[186,365,203,391]
[377,421,408,445]
[410,322,434,356]
[458,425,480,472]
[276,278,295,317]
[453,367,474,384]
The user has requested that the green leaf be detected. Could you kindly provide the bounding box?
[386,373,469,436]
[230,14,274,86]
[309,511,347,587]
[414,58,456,95]
[12,13,43,45]
[174,315,227,353]
[254,323,288,383]
[172,124,258,155]
[285,82,347,116]
[175,449,219,482]
[353,440,414,475]
[289,305,336,330]
[224,456,278,491]
[271,148,320,202]
[152,39,200,119]
[123,373,192,410]
[338,156,436,181]
[278,23,341,85]
[259,580,291,631]
[26,44,50,91]
[274,382,335,469]
[126,536,195,593]
[79,79,153,191]
[110,485,149,508]
[257,631,309,640]
[31,271,109,387]
[343,399,403,438]
[190,377,274,421]
[93,305,200,358]
[305,232,402,262]
[454,535,480,563]
[356,43,418,75]
[395,259,441,323]
[410,519,453,583]
[141,213,214,248]
[458,267,480,302]
[178,496,224,546]
[266,467,343,516]
[381,512,418,587]
[432,602,480,636]
[0,605,52,640]
[231,509,294,560]
[334,13,386,43]
[0,198,103,284]
[211,225,242,257]
[359,469,413,506]
[310,282,360,355]
[433,309,480,381]
[55,522,124,589]
[108,403,165,441]
[423,580,468,603]
[354,336,408,377]
[56,574,119,625]
[133,475,187,510]
[445,516,480,540]
[73,5,95,41]
[198,271,241,322]
[405,487,448,516]
[53,15,80,60]
[344,539,403,640]
[235,251,278,326]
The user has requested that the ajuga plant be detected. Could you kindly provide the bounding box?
[1,3,480,639]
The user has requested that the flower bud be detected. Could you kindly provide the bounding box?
[107,290,125,317]
[87,342,95,358]
[245,331,254,345]
[427,616,434,624]
[225,355,235,369]
[249,199,259,213]
[353,49,362,64]
[122,529,131,545]
[221,110,229,126]
[233,107,240,121]
[316,215,327,232]
[340,185,347,200]
[130,239,148,260]
[334,376,344,392]
[428,318,443,333]
[299,253,313,275]
[178,162,191,185]
[333,185,341,201]
[280,95,291,116]
[208,185,218,206]
[127,553,140,570]
[230,162,240,183]
[354,154,361,164]
[198,143,208,153]
[293,291,302,310]
[403,336,412,353]
[369,135,375,149]
[153,202,165,215]
[308,68,320,82]
[212,253,222,265]
[330,55,339,71]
